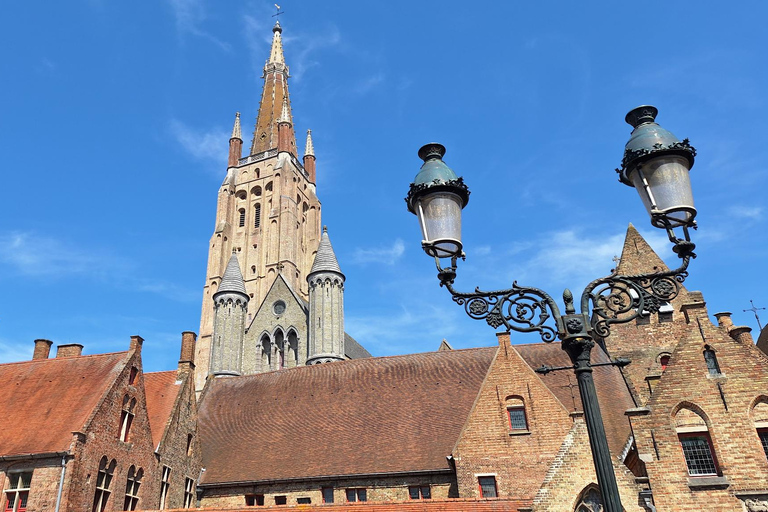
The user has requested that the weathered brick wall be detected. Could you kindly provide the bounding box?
[200,473,456,508]
[531,419,643,511]
[452,335,574,501]
[629,302,768,511]
[157,497,531,511]
[0,458,65,512]
[63,348,161,512]
[157,369,204,510]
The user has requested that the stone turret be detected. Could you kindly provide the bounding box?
[210,253,249,376]
[307,227,345,364]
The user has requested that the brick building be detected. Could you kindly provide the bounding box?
[4,17,768,512]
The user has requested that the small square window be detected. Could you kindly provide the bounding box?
[297,497,311,504]
[679,433,718,476]
[274,495,286,505]
[345,489,366,502]
[408,485,431,499]
[478,476,497,498]
[321,488,334,504]
[659,312,673,323]
[508,407,528,431]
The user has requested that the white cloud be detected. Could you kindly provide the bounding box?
[353,73,385,95]
[169,119,229,163]
[0,231,114,277]
[0,337,32,364]
[166,0,230,50]
[351,239,405,265]
[728,205,763,220]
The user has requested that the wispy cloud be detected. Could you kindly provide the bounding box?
[169,119,229,163]
[351,239,405,265]
[166,0,230,50]
[0,337,32,364]
[728,205,763,220]
[353,73,385,95]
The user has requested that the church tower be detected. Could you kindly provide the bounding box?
[307,227,346,364]
[196,20,323,390]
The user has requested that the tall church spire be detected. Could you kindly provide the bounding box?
[228,112,242,168]
[250,20,297,156]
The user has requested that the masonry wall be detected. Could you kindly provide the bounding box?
[0,457,66,512]
[63,349,161,512]
[628,302,768,511]
[452,335,574,502]
[200,473,456,509]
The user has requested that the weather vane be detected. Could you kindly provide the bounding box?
[272,4,283,17]
[744,299,765,331]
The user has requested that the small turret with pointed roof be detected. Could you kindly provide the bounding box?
[210,252,249,376]
[228,112,242,168]
[304,129,316,183]
[307,227,345,364]
[277,96,294,154]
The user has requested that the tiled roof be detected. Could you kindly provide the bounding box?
[156,498,531,511]
[144,370,181,450]
[198,347,497,485]
[217,253,247,296]
[515,341,635,454]
[344,333,371,359]
[0,352,128,457]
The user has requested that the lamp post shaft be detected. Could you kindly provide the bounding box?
[563,337,624,512]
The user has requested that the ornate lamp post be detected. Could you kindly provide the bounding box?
[405,106,697,512]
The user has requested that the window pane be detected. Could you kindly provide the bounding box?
[421,486,431,499]
[680,435,718,475]
[345,489,356,502]
[478,476,497,498]
[408,487,419,500]
[508,408,527,430]
[357,489,367,502]
[322,488,334,504]
[760,430,768,458]
[704,350,720,375]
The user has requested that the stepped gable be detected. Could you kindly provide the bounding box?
[515,342,635,454]
[144,370,181,450]
[198,347,497,485]
[0,351,128,457]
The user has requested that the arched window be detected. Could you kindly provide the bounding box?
[752,401,768,459]
[236,190,247,200]
[261,335,271,371]
[659,354,671,371]
[92,457,116,512]
[574,486,602,512]
[703,346,721,375]
[505,396,528,432]
[275,330,285,369]
[675,407,719,476]
[254,203,261,228]
[123,466,142,511]
[287,330,299,367]
[119,395,136,442]
[252,185,262,197]
[238,208,246,228]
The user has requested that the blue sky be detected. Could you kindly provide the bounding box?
[1,1,766,371]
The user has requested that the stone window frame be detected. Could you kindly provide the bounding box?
[159,466,171,510]
[93,457,116,512]
[345,488,367,502]
[476,475,498,498]
[408,485,431,500]
[123,465,142,511]
[183,478,195,508]
[3,470,32,512]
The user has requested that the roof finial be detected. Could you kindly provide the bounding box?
[323,225,328,233]
[279,96,291,124]
[231,112,242,140]
[305,129,315,157]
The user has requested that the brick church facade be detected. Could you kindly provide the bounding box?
[3,19,768,512]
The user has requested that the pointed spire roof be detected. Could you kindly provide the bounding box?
[231,112,242,140]
[250,20,296,156]
[309,227,343,277]
[615,223,671,276]
[217,253,247,296]
[279,96,291,124]
[304,129,315,157]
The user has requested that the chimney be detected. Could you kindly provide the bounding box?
[496,332,511,347]
[178,331,197,377]
[56,344,83,358]
[714,312,734,330]
[33,339,53,360]
[729,326,754,346]
[130,335,144,353]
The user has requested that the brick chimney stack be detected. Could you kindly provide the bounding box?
[33,339,53,360]
[714,312,734,329]
[130,335,144,353]
[56,344,83,358]
[729,326,755,346]
[178,331,197,378]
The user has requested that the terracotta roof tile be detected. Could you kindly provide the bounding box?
[0,352,128,457]
[198,347,497,485]
[515,342,635,454]
[144,370,182,450]
[158,497,531,511]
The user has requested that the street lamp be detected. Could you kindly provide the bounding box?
[405,105,697,512]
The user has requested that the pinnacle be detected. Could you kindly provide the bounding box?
[615,223,671,276]
[305,129,315,157]
[217,253,247,296]
[279,96,291,124]
[268,20,285,65]
[310,227,343,277]
[231,112,242,140]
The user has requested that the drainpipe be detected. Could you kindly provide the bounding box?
[54,455,67,512]
[639,490,656,512]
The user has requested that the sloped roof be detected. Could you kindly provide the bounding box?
[344,333,371,359]
[144,370,182,450]
[309,227,342,276]
[217,253,247,295]
[0,352,128,457]
[515,341,635,454]
[198,347,497,485]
